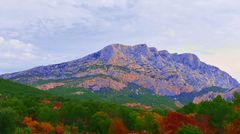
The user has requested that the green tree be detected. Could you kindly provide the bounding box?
[232,92,240,105]
[0,97,26,116]
[178,103,197,114]
[176,125,203,134]
[37,105,60,124]
[197,96,238,130]
[119,108,139,130]
[0,107,18,134]
[90,112,111,134]
[144,112,158,134]
[60,101,89,131]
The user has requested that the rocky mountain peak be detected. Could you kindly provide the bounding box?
[1,44,239,96]
[174,53,201,69]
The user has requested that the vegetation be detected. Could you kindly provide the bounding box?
[169,86,228,104]
[1,78,240,133]
[176,125,203,134]
[47,83,177,110]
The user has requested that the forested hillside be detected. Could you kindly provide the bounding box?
[1,78,240,134]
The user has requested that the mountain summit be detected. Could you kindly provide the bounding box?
[1,44,239,96]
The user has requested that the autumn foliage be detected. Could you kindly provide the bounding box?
[225,119,240,134]
[109,118,128,134]
[55,123,64,134]
[152,112,216,134]
[23,117,54,134]
[4,92,240,134]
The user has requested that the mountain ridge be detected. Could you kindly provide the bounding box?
[1,44,239,96]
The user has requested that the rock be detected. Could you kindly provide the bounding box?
[37,83,64,90]
[78,77,127,91]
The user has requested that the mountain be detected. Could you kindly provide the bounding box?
[1,44,239,96]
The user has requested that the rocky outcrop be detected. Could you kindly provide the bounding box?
[78,77,127,91]
[193,92,223,104]
[37,83,65,90]
[1,44,239,95]
[124,103,152,110]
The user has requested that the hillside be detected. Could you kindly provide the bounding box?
[0,78,49,98]
[47,83,178,110]
[192,87,240,104]
[169,86,228,104]
[1,44,238,97]
[0,78,177,110]
[1,77,240,133]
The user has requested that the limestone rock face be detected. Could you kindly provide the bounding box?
[78,77,127,91]
[1,44,239,96]
[37,83,65,90]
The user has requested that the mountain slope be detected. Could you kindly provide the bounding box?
[0,78,49,98]
[0,78,177,110]
[193,87,240,104]
[1,44,239,96]
[169,86,228,104]
[47,83,178,110]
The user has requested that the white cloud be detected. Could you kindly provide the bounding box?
[0,0,240,81]
[0,36,75,74]
[0,37,36,60]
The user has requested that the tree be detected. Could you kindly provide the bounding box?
[178,103,197,114]
[153,113,164,133]
[197,96,238,130]
[39,122,54,133]
[109,118,128,134]
[0,108,18,134]
[90,112,111,134]
[232,92,240,105]
[225,119,240,134]
[176,125,203,134]
[37,105,59,124]
[119,108,139,130]
[0,97,27,116]
[23,116,55,134]
[55,123,65,134]
[60,101,88,131]
[162,112,205,134]
[144,112,158,134]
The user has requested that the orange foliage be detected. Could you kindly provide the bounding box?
[162,112,215,134]
[163,112,198,134]
[109,118,128,134]
[225,119,240,134]
[23,117,38,127]
[153,113,164,133]
[234,106,240,112]
[23,116,55,134]
[197,115,216,134]
[41,99,51,105]
[39,122,54,133]
[22,117,39,133]
[53,102,62,110]
[70,126,79,134]
[55,123,64,134]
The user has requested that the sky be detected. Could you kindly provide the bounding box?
[0,0,240,81]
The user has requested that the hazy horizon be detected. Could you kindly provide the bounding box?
[0,0,240,81]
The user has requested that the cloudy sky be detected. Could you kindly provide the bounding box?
[0,0,240,81]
